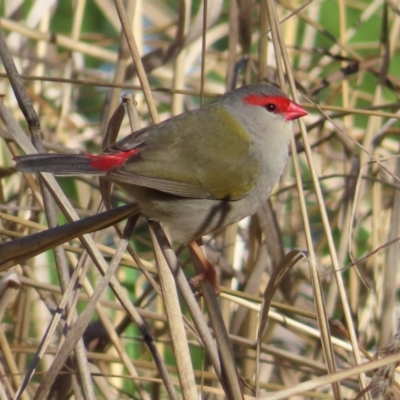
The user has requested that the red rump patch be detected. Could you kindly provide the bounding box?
[243,94,290,114]
[87,148,139,172]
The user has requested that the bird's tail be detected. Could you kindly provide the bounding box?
[14,153,107,176]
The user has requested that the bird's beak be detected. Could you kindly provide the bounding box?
[285,101,308,121]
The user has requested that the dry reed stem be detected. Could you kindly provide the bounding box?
[0,0,399,399]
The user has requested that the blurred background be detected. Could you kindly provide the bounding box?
[0,0,399,398]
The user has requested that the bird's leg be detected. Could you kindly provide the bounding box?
[188,239,221,295]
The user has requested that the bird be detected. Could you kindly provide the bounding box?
[3,83,307,271]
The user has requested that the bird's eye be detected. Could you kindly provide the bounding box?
[265,103,277,113]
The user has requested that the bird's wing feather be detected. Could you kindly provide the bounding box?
[108,169,213,198]
[106,104,260,200]
[104,125,150,154]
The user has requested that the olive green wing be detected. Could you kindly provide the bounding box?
[107,105,260,200]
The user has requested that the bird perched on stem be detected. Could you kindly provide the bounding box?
[4,84,307,271]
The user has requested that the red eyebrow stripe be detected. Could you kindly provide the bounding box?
[243,94,290,108]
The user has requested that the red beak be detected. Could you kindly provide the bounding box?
[285,101,308,121]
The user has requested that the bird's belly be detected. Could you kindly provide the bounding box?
[115,181,272,243]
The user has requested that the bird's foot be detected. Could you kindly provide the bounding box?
[188,241,221,295]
